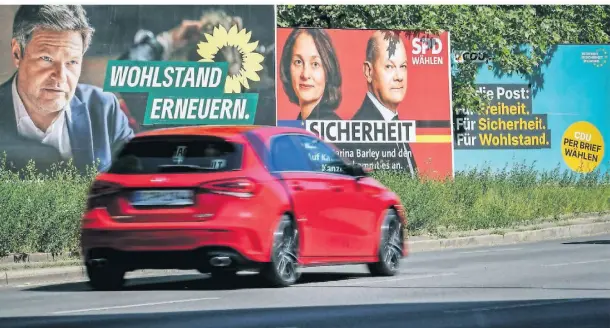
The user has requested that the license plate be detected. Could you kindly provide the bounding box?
[130,189,194,206]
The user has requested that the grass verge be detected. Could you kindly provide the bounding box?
[0,259,81,272]
[1,155,609,256]
[374,162,610,237]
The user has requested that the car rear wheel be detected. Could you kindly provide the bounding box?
[261,215,301,287]
[368,208,403,276]
[86,261,126,291]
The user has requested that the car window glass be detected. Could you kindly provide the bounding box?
[293,135,349,175]
[270,135,312,172]
[107,136,241,174]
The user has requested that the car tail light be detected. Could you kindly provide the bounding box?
[199,178,258,198]
[86,180,122,210]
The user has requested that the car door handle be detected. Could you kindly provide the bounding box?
[288,182,303,191]
[329,185,343,192]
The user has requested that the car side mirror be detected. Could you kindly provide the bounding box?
[348,164,369,179]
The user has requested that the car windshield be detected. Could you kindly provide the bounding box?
[107,135,242,174]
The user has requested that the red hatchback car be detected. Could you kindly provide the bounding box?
[81,125,407,290]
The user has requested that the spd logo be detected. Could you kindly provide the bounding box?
[412,37,443,55]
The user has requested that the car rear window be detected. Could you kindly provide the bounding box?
[107,135,242,174]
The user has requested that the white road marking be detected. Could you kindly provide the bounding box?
[541,259,610,267]
[336,272,457,286]
[459,248,522,254]
[444,299,586,314]
[52,297,219,314]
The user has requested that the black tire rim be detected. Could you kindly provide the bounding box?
[272,217,299,282]
[381,210,402,270]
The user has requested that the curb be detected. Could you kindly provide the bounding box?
[407,219,610,252]
[1,266,85,287]
[0,266,211,289]
[2,217,610,288]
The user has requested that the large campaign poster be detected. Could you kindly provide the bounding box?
[276,27,454,179]
[0,5,276,174]
[453,45,609,175]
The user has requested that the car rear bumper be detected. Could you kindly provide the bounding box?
[83,245,261,273]
[80,208,271,270]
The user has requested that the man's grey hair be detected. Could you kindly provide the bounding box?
[12,5,95,55]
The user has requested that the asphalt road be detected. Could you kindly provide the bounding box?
[0,234,609,328]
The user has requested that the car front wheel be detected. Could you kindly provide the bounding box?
[368,208,403,276]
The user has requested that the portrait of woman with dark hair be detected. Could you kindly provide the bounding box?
[280,28,342,120]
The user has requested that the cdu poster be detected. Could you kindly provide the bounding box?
[453,45,609,175]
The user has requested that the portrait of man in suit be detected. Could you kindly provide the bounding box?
[0,5,134,173]
[353,30,407,121]
[352,30,417,175]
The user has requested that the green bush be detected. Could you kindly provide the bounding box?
[0,155,96,257]
[0,153,609,257]
[374,161,610,236]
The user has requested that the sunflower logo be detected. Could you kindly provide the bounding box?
[196,24,264,93]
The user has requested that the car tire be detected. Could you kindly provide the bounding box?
[261,214,301,287]
[86,262,126,291]
[368,208,403,276]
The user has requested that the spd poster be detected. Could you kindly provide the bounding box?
[276,27,454,178]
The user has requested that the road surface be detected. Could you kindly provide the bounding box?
[0,234,609,328]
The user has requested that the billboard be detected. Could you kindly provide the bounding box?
[0,5,276,174]
[453,45,609,175]
[276,27,454,178]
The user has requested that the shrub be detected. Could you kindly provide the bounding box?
[373,161,610,236]
[0,153,608,256]
[0,155,96,257]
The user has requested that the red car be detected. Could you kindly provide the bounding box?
[81,125,407,290]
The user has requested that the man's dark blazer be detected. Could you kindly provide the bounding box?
[352,94,389,121]
[0,75,135,174]
[351,94,418,174]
